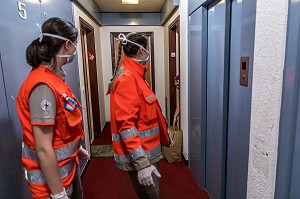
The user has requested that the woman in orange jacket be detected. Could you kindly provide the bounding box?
[16,17,89,199]
[108,32,170,199]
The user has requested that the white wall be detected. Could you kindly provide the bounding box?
[179,0,189,159]
[100,26,165,121]
[247,0,289,198]
[73,4,106,145]
[162,9,192,159]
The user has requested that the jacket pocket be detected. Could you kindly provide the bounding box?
[64,108,82,127]
[142,91,157,122]
[58,108,82,140]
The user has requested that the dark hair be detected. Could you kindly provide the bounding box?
[112,32,148,78]
[26,17,78,68]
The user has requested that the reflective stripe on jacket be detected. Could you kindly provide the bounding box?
[16,66,84,199]
[108,56,170,171]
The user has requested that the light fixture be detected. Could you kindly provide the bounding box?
[25,0,50,4]
[122,0,139,4]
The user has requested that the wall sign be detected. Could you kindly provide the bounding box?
[17,1,27,20]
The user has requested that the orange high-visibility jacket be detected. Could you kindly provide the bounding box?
[16,66,84,199]
[108,56,170,171]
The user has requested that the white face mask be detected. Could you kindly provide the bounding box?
[132,51,149,65]
[56,41,77,64]
[118,33,150,65]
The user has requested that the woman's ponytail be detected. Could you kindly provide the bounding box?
[110,42,123,81]
[26,39,43,68]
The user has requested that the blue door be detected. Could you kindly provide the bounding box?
[188,0,257,198]
[275,1,300,198]
[189,5,207,188]
[226,0,257,198]
[0,0,77,197]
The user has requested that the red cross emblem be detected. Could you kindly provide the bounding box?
[41,100,51,111]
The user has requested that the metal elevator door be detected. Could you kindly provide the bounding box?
[226,0,256,199]
[189,0,256,198]
[275,0,300,198]
[0,52,22,199]
[0,0,80,197]
[189,1,227,198]
[189,6,207,188]
[206,1,227,198]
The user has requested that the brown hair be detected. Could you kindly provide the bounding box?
[26,17,78,68]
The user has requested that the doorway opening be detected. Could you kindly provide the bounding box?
[79,17,101,141]
[168,16,180,127]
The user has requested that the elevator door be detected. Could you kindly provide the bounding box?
[275,0,300,198]
[0,0,79,197]
[226,0,256,198]
[189,0,256,198]
[289,79,300,199]
[0,1,42,198]
[189,6,207,188]
[206,1,227,198]
[0,52,22,199]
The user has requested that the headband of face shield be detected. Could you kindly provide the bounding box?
[118,33,150,64]
[36,23,77,64]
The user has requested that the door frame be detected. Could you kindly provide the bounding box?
[79,17,101,140]
[168,15,180,126]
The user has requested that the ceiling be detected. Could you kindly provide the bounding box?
[94,0,167,13]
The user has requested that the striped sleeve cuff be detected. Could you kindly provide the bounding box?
[133,156,151,171]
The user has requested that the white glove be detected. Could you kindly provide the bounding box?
[50,188,69,199]
[78,145,90,160]
[137,165,161,186]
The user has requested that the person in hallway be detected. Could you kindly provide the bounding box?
[16,17,89,199]
[107,32,171,199]
[173,74,180,127]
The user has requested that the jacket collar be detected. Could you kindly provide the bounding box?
[123,56,148,78]
[39,65,66,81]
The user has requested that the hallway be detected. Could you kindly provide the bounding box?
[0,1,298,198]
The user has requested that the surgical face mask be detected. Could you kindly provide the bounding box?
[118,33,150,65]
[140,60,147,65]
[56,42,77,64]
[133,52,149,65]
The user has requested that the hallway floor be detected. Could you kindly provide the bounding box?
[82,123,210,199]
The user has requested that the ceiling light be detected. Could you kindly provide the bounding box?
[122,0,139,4]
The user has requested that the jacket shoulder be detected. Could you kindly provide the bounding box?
[108,67,136,92]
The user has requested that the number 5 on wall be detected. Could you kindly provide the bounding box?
[17,1,27,20]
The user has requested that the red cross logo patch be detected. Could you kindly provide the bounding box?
[41,100,51,111]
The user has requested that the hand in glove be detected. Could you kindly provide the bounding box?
[78,145,90,160]
[137,165,161,186]
[50,188,69,199]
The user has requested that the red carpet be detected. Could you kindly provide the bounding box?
[82,123,210,199]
